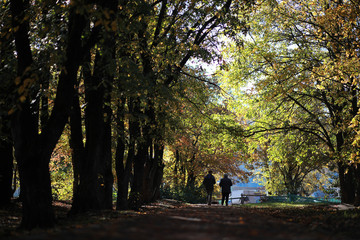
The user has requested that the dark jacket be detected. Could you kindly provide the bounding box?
[219,177,232,193]
[203,173,216,191]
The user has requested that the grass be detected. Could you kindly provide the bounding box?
[237,202,332,208]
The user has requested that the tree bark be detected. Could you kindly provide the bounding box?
[69,90,85,205]
[103,89,114,209]
[336,132,355,204]
[10,0,54,229]
[128,99,147,209]
[0,128,14,206]
[354,165,360,206]
[148,142,164,201]
[115,97,133,210]
[130,141,148,209]
[69,0,118,214]
[338,161,356,204]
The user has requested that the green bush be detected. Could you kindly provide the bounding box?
[160,184,207,204]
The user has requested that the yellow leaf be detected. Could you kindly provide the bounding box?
[24,66,31,74]
[23,78,32,87]
[14,77,21,85]
[94,20,102,27]
[19,95,26,102]
[18,85,25,95]
[103,10,110,20]
[111,21,117,32]
[8,108,15,115]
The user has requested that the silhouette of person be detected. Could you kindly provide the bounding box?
[240,193,245,204]
[203,170,216,205]
[219,174,232,206]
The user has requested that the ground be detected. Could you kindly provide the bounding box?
[1,200,360,240]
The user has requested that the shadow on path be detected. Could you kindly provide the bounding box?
[3,200,358,240]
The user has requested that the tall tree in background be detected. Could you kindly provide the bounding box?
[110,0,253,209]
[163,68,248,197]
[257,130,329,195]
[219,0,360,204]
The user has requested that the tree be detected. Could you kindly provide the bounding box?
[8,0,101,228]
[219,0,360,203]
[3,0,255,229]
[70,0,118,215]
[162,68,248,199]
[0,0,15,206]
[255,130,329,195]
[109,0,253,209]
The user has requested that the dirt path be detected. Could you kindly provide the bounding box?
[2,200,358,240]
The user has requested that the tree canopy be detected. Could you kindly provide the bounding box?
[218,0,360,203]
[1,0,360,231]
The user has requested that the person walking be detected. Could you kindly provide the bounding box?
[219,174,232,206]
[203,170,216,205]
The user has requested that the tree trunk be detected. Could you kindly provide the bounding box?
[11,106,55,229]
[115,106,127,209]
[127,99,145,209]
[0,130,14,206]
[150,143,164,201]
[0,2,14,207]
[69,91,85,205]
[354,164,360,206]
[115,97,133,210]
[336,132,355,204]
[186,153,196,189]
[173,150,180,186]
[70,0,118,213]
[102,91,114,209]
[10,0,89,228]
[71,45,116,213]
[338,161,355,204]
[10,0,55,229]
[71,50,106,213]
[130,141,148,209]
[142,102,156,203]
[345,165,356,203]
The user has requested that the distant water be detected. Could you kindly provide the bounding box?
[235,182,262,188]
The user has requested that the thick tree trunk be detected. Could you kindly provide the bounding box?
[10,0,55,229]
[11,0,88,228]
[354,164,360,206]
[173,150,180,186]
[71,38,116,213]
[70,0,118,213]
[130,142,148,209]
[0,3,14,206]
[186,154,196,189]
[143,156,154,202]
[115,113,127,209]
[103,92,114,209]
[338,161,356,204]
[0,132,14,206]
[345,165,356,203]
[72,50,106,213]
[149,143,164,201]
[127,99,144,209]
[69,92,85,204]
[141,105,165,203]
[336,132,356,204]
[11,107,55,229]
[140,99,166,203]
[115,97,133,210]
